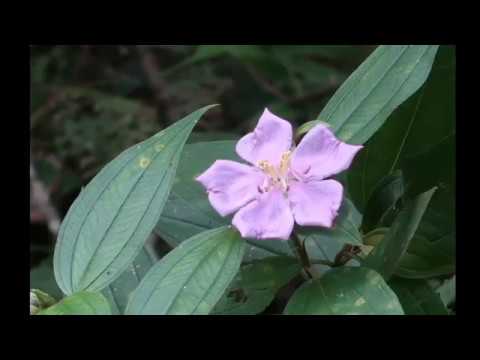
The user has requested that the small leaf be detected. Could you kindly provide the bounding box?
[213,257,301,315]
[30,289,57,315]
[364,188,436,280]
[284,267,403,315]
[54,105,216,295]
[389,277,449,315]
[37,292,111,315]
[125,226,245,315]
[102,246,158,315]
[297,45,439,145]
[363,228,389,247]
[436,275,455,308]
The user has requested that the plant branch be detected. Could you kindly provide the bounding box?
[290,231,313,279]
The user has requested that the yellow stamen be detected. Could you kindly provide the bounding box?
[258,160,277,179]
[279,150,292,176]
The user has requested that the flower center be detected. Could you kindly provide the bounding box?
[257,150,292,193]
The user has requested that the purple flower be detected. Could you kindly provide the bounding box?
[196,109,363,240]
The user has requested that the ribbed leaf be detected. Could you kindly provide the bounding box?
[38,292,111,315]
[126,226,245,315]
[364,188,436,280]
[297,45,439,145]
[102,245,158,315]
[396,138,455,279]
[361,171,405,233]
[347,46,454,210]
[284,267,403,315]
[213,257,301,315]
[54,105,216,295]
[389,277,449,315]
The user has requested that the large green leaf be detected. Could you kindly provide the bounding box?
[297,45,439,145]
[102,245,158,315]
[125,226,245,315]
[361,171,405,233]
[396,138,455,279]
[284,267,403,315]
[187,131,239,144]
[154,140,295,261]
[213,257,301,315]
[389,277,449,315]
[364,188,436,280]
[348,46,454,210]
[54,105,216,295]
[395,188,455,279]
[38,291,111,315]
[403,135,455,198]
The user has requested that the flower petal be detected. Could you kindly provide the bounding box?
[232,189,294,240]
[196,160,266,217]
[236,108,293,167]
[291,123,363,181]
[288,179,343,227]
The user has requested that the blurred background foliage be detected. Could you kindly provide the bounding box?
[30,44,376,297]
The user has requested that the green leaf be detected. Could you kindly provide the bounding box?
[389,277,449,315]
[396,209,455,279]
[436,276,455,308]
[187,132,239,144]
[396,254,454,279]
[361,171,405,233]
[364,188,436,280]
[37,291,111,315]
[403,135,455,198]
[213,257,301,315]
[102,246,158,315]
[54,105,216,295]
[297,45,439,145]
[125,226,245,315]
[347,46,454,210]
[296,198,363,264]
[396,139,455,279]
[396,205,455,279]
[363,228,389,247]
[154,140,295,261]
[284,267,403,315]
